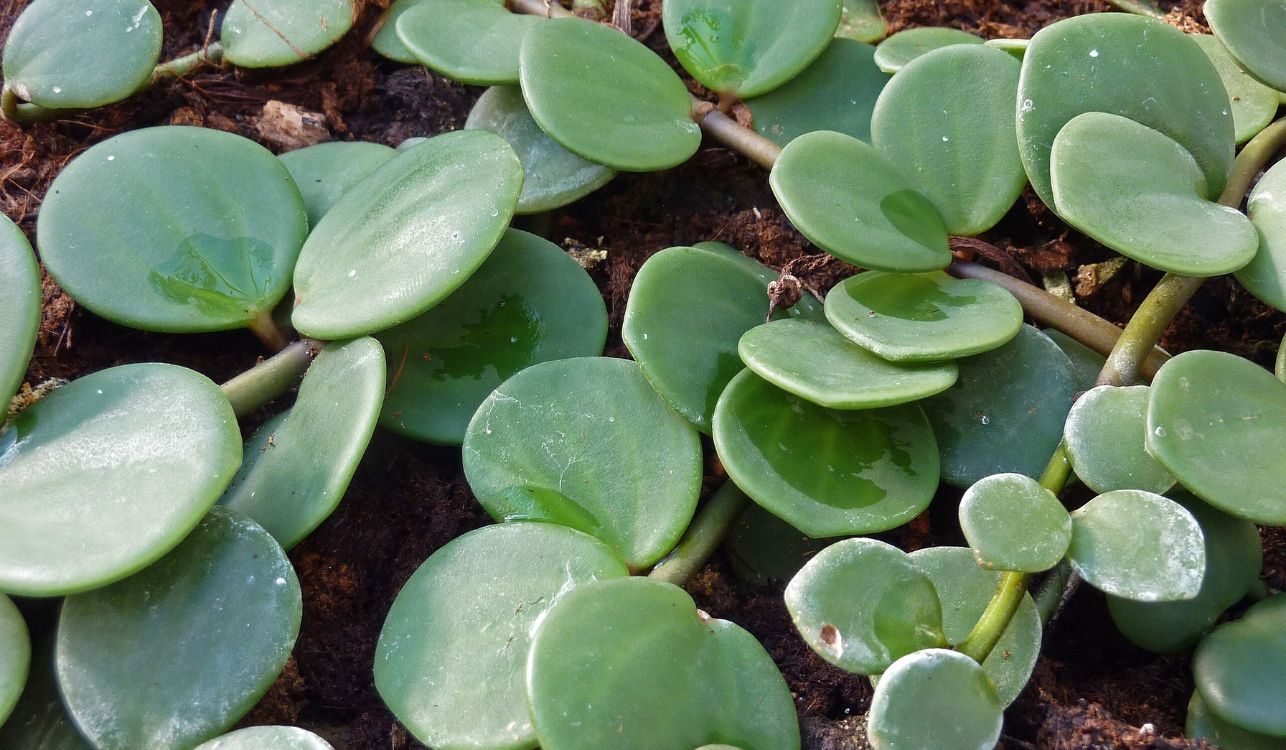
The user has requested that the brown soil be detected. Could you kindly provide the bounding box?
[4,0,1280,748]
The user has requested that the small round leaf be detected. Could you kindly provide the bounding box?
[867,649,1002,750]
[1236,158,1286,313]
[1194,595,1286,738]
[0,215,39,408]
[0,639,93,750]
[194,727,334,750]
[396,0,539,85]
[1206,0,1286,91]
[837,0,887,43]
[0,594,29,727]
[278,141,397,227]
[221,0,355,68]
[959,473,1071,573]
[1064,385,1176,494]
[1187,691,1286,750]
[872,27,983,73]
[1192,34,1279,145]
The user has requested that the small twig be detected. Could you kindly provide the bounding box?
[611,0,632,35]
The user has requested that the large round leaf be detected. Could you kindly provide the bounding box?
[713,369,939,537]
[1067,490,1205,602]
[1064,385,1176,494]
[662,0,841,99]
[745,38,888,147]
[1050,112,1256,277]
[57,508,301,750]
[922,325,1078,487]
[872,27,983,73]
[769,131,950,272]
[292,130,522,339]
[38,126,308,334]
[1017,13,1234,206]
[1194,595,1286,738]
[278,141,397,227]
[377,229,606,445]
[465,86,615,214]
[1206,0,1286,91]
[519,18,701,172]
[375,523,627,750]
[958,473,1071,573]
[867,649,1002,750]
[1,0,161,111]
[220,338,385,549]
[0,215,39,408]
[463,357,702,570]
[1188,691,1286,750]
[0,639,92,750]
[0,364,241,597]
[396,0,538,85]
[194,727,334,750]
[1236,158,1286,312]
[221,0,355,68]
[871,44,1024,236]
[1192,34,1279,145]
[784,538,946,675]
[1147,349,1286,524]
[0,594,28,726]
[824,270,1023,362]
[737,319,957,408]
[527,577,800,750]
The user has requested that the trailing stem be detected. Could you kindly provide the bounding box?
[648,481,751,586]
[220,339,319,418]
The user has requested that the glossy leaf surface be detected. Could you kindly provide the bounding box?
[1067,490,1205,601]
[1148,350,1286,524]
[785,538,945,675]
[292,130,522,339]
[0,364,241,597]
[714,369,939,538]
[1194,595,1286,737]
[220,338,385,549]
[38,126,308,333]
[1044,328,1107,388]
[0,640,92,750]
[663,0,841,98]
[1050,112,1256,277]
[770,131,950,272]
[0,215,39,408]
[824,270,1023,362]
[1236,158,1286,312]
[2,0,161,110]
[873,27,983,73]
[738,319,957,408]
[519,18,701,172]
[372,0,471,62]
[837,0,886,43]
[58,508,301,750]
[746,38,888,147]
[193,726,335,750]
[278,141,397,227]
[1192,34,1278,144]
[222,0,354,68]
[867,649,1002,750]
[376,523,628,750]
[958,473,1071,573]
[1206,0,1286,91]
[396,0,538,85]
[1064,385,1175,494]
[871,45,1024,236]
[1187,691,1286,750]
[466,86,615,213]
[0,594,27,726]
[379,229,606,444]
[463,357,702,569]
[1017,13,1234,205]
[922,325,1078,487]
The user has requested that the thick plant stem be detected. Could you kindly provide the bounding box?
[648,481,751,586]
[221,340,318,418]
[1095,273,1203,387]
[247,311,293,353]
[152,43,225,81]
[958,571,1028,662]
[1220,118,1286,209]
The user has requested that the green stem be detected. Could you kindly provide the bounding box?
[152,43,225,81]
[957,571,1029,662]
[247,310,292,353]
[220,340,318,418]
[1220,117,1286,209]
[1095,273,1202,387]
[648,481,751,586]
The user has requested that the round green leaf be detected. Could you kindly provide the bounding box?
[1050,112,1256,277]
[921,325,1078,487]
[519,17,702,172]
[278,141,397,227]
[463,357,702,570]
[1188,691,1286,750]
[871,44,1025,236]
[1206,0,1286,91]
[193,726,334,750]
[909,547,1042,707]
[377,228,607,445]
[785,538,946,675]
[690,241,825,319]
[376,523,628,750]
[867,649,1002,750]
[221,0,355,68]
[0,594,28,727]
[528,577,800,750]
[745,38,888,147]
[837,0,887,43]
[396,0,539,86]
[292,130,522,339]
[662,0,841,98]
[220,338,385,549]
[1108,493,1263,654]
[1064,385,1176,494]
[371,0,437,63]
[0,215,39,408]
[1192,34,1278,145]
[824,270,1023,362]
[1194,595,1286,738]
[1017,13,1234,206]
[1067,490,1205,602]
[737,318,957,408]
[1237,158,1286,312]
[0,364,241,597]
[57,508,301,750]
[1,0,161,110]
[1043,328,1107,389]
[465,86,615,214]
[958,473,1071,573]
[769,131,950,272]
[872,27,983,73]
[0,639,92,750]
[1147,349,1286,524]
[713,369,940,538]
[38,126,308,333]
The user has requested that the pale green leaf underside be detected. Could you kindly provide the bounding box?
[0,215,39,409]
[1237,158,1286,312]
[221,0,355,68]
[193,726,335,750]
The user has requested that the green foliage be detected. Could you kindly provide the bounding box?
[1064,385,1175,494]
[0,215,38,409]
[0,639,93,750]
[278,141,397,227]
[0,594,28,727]
[866,649,1002,750]
[193,726,335,750]
[873,27,983,73]
[836,0,887,43]
[396,0,538,85]
[958,473,1071,573]
[1187,691,1286,750]
[1192,34,1278,145]
[1206,0,1286,91]
[1236,157,1286,312]
[1194,595,1286,738]
[221,0,355,68]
